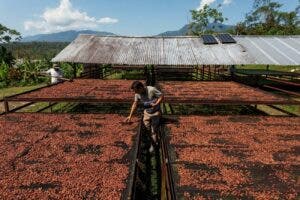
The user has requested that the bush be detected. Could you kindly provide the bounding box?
[0,62,9,88]
[0,59,84,88]
[60,63,74,79]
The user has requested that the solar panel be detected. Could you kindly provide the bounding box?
[217,34,236,44]
[202,35,218,45]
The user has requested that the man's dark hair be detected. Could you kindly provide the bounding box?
[131,81,144,90]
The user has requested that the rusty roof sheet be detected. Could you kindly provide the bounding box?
[52,35,300,66]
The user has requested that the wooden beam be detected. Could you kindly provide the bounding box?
[9,102,35,113]
[267,105,298,117]
[266,77,300,87]
[263,85,300,97]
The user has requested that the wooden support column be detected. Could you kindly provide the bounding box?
[99,64,104,79]
[202,65,204,80]
[144,66,150,86]
[266,65,269,78]
[4,100,9,113]
[72,63,77,79]
[162,103,167,115]
[151,65,155,86]
[214,65,217,80]
[209,65,211,80]
[169,104,174,115]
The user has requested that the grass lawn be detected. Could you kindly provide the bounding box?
[106,70,145,80]
[0,84,47,113]
[0,84,47,100]
[236,65,300,72]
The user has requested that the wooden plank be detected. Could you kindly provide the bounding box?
[264,85,300,97]
[266,77,300,87]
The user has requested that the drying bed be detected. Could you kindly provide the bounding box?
[0,113,139,199]
[160,81,297,105]
[166,116,300,199]
[6,79,136,102]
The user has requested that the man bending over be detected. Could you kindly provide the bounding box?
[126,81,164,152]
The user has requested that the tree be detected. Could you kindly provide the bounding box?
[0,24,21,43]
[0,24,22,66]
[235,0,300,35]
[295,0,300,27]
[189,4,228,35]
[0,46,15,66]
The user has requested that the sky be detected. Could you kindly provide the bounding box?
[0,0,299,36]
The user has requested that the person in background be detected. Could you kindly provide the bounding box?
[45,63,63,84]
[126,81,164,153]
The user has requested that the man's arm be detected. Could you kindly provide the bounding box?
[151,94,164,107]
[126,101,138,122]
[149,87,164,107]
[44,69,52,75]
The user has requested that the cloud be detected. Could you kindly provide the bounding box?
[197,0,217,10]
[98,17,119,24]
[24,0,118,33]
[223,0,233,5]
[197,0,233,10]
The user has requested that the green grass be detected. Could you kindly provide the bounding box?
[0,84,47,114]
[236,65,300,72]
[0,84,47,100]
[275,105,300,116]
[23,102,79,113]
[256,105,289,116]
[106,70,145,80]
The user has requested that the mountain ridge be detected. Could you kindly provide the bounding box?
[22,23,235,42]
[22,30,116,42]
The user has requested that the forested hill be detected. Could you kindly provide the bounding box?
[22,30,116,42]
[21,23,233,43]
[157,23,234,36]
[2,42,69,60]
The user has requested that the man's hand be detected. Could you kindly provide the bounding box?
[150,102,157,107]
[125,116,132,123]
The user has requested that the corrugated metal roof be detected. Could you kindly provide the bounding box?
[52,35,300,66]
[235,36,300,66]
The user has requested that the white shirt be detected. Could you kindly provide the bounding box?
[46,68,63,84]
[134,86,162,114]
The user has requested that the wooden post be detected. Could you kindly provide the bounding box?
[161,103,165,114]
[214,65,217,80]
[169,104,174,115]
[4,100,9,113]
[151,65,155,86]
[99,64,104,79]
[72,63,77,79]
[202,65,204,80]
[209,65,211,80]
